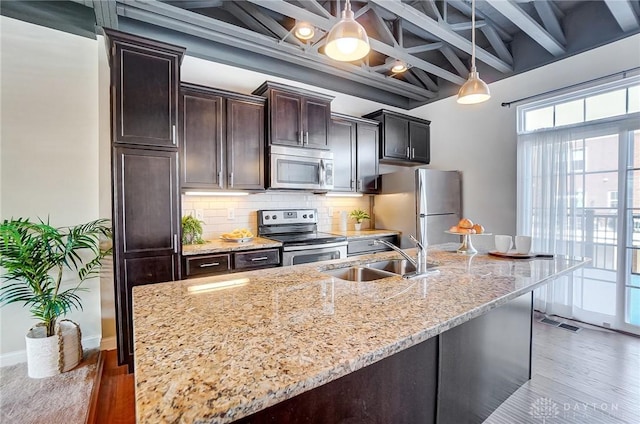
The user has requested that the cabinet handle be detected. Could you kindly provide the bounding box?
[173,234,178,253]
[406,146,410,158]
[250,256,269,262]
[218,171,223,188]
[229,172,234,187]
[172,125,176,145]
[298,131,303,145]
[412,147,415,159]
[357,179,362,190]
[350,180,354,189]
[304,131,309,145]
[199,262,220,268]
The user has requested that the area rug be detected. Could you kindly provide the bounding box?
[0,349,100,424]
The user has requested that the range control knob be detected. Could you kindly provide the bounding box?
[264,215,270,220]
[272,215,277,220]
[309,214,314,219]
[303,214,308,219]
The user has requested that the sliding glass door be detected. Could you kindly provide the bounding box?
[622,129,640,333]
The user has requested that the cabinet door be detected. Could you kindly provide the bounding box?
[112,43,180,148]
[181,89,224,188]
[356,123,380,193]
[329,118,356,192]
[270,90,303,146]
[409,120,430,164]
[382,114,409,159]
[227,98,265,189]
[113,147,180,369]
[304,97,331,148]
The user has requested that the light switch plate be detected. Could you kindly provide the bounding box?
[328,207,334,217]
[227,208,235,221]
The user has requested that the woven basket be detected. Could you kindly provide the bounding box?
[25,320,83,378]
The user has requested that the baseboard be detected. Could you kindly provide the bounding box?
[99,336,117,351]
[0,335,104,367]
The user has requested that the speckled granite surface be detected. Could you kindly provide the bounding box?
[182,237,282,255]
[133,244,589,424]
[330,229,400,239]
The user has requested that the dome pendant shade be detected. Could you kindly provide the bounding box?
[325,2,370,61]
[457,69,491,104]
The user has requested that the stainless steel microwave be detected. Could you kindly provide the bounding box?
[269,145,334,191]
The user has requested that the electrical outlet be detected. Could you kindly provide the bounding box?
[195,209,204,220]
[227,208,235,221]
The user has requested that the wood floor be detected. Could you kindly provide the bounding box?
[93,316,639,423]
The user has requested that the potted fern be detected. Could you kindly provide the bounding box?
[0,218,111,378]
[349,209,370,231]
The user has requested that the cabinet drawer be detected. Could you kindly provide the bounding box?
[185,254,230,277]
[348,235,398,256]
[234,249,280,270]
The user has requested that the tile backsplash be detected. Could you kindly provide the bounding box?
[182,193,373,240]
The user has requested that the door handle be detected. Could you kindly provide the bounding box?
[412,147,415,159]
[319,159,326,186]
[173,234,178,253]
[250,257,269,262]
[172,125,177,145]
[218,171,223,188]
[299,131,303,145]
[229,172,234,187]
[199,262,220,268]
[304,131,309,145]
[406,146,410,158]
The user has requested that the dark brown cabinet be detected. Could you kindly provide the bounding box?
[329,114,380,194]
[181,83,265,191]
[253,81,333,149]
[112,147,181,370]
[106,29,184,148]
[105,29,185,371]
[363,109,431,165]
[183,248,281,278]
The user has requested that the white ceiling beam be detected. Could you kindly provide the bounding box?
[604,0,640,32]
[486,0,565,56]
[447,0,512,41]
[405,43,444,54]
[533,0,566,45]
[449,20,486,31]
[369,0,512,73]
[480,25,513,66]
[369,5,400,47]
[165,0,223,9]
[234,1,304,46]
[411,68,439,92]
[298,0,334,20]
[440,45,468,77]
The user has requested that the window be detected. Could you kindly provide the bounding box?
[608,191,618,208]
[519,77,640,133]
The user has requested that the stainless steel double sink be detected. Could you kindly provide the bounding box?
[321,259,419,282]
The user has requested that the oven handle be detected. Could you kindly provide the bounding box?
[319,159,325,187]
[283,241,348,252]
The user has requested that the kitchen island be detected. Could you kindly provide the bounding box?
[132,244,589,424]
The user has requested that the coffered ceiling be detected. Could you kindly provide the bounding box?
[3,0,639,108]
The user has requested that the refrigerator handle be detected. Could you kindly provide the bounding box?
[417,170,428,245]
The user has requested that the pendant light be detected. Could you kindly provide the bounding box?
[325,0,370,62]
[294,22,315,41]
[457,0,491,104]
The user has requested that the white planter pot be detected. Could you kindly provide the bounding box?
[25,320,83,378]
[354,223,362,231]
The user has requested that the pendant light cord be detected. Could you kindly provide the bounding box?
[471,0,476,71]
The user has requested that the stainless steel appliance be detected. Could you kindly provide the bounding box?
[374,168,461,248]
[258,208,347,266]
[269,145,334,191]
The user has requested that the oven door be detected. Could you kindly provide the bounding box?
[270,146,334,190]
[282,242,347,266]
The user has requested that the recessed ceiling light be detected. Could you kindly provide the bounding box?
[390,60,408,73]
[294,22,315,41]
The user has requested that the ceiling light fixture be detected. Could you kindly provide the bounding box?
[390,60,408,74]
[325,0,370,62]
[294,22,315,41]
[457,0,491,105]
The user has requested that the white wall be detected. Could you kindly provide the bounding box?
[0,17,106,362]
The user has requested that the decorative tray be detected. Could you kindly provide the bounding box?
[488,250,554,259]
[220,236,254,243]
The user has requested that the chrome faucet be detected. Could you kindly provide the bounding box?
[374,235,436,279]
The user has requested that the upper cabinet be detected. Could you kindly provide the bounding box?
[181,83,265,191]
[105,29,185,148]
[363,110,431,165]
[329,114,380,194]
[253,82,333,149]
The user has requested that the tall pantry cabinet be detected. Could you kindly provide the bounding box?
[105,29,185,371]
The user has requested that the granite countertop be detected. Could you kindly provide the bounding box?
[329,229,400,239]
[132,244,589,424]
[182,237,282,256]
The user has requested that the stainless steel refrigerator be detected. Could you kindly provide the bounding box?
[374,168,462,248]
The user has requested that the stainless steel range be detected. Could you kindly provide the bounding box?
[258,209,347,266]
